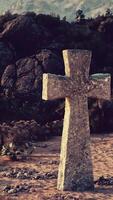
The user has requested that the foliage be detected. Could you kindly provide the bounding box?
[75,9,85,22]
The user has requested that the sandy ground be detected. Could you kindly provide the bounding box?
[1,134,113,200]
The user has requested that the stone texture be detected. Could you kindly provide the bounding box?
[0,14,42,56]
[1,167,57,180]
[0,41,15,77]
[15,57,42,96]
[1,57,43,97]
[0,119,62,149]
[1,50,63,99]
[36,49,64,75]
[0,120,41,147]
[42,49,111,191]
[1,64,16,92]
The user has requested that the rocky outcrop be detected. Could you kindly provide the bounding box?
[0,119,63,148]
[15,57,43,97]
[36,49,64,75]
[0,12,113,135]
[0,41,15,77]
[1,50,63,98]
[1,64,16,96]
[0,120,42,147]
[0,14,51,57]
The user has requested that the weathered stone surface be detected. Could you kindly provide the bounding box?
[0,15,42,55]
[0,50,64,123]
[0,134,3,149]
[42,49,111,191]
[1,50,64,99]
[0,120,40,147]
[1,167,57,180]
[36,49,64,75]
[1,57,43,97]
[0,119,62,149]
[15,57,42,96]
[0,42,15,77]
[1,64,16,90]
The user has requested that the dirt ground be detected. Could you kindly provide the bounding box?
[1,134,113,200]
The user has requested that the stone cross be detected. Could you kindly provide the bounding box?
[42,49,111,191]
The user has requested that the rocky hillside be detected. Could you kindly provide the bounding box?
[0,12,113,137]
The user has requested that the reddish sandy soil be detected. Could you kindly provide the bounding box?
[1,134,113,200]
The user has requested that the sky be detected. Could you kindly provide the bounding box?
[0,0,113,21]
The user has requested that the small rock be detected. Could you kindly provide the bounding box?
[95,176,113,186]
[8,188,17,194]
[3,185,11,192]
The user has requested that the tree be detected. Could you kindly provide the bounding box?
[75,9,85,22]
[105,8,112,17]
[62,16,66,21]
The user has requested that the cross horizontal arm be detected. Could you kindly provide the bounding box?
[42,73,70,100]
[88,73,111,100]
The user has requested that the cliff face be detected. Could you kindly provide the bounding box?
[0,12,113,133]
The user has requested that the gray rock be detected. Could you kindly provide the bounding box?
[8,188,17,194]
[0,42,15,77]
[0,15,43,54]
[0,120,42,148]
[1,64,16,89]
[3,185,11,192]
[1,57,43,97]
[36,49,64,75]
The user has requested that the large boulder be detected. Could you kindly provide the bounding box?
[0,12,17,32]
[0,50,64,122]
[36,49,64,75]
[15,57,43,97]
[1,57,43,98]
[0,41,15,77]
[1,50,64,98]
[0,14,45,56]
[1,64,16,95]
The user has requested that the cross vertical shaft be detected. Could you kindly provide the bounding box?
[57,95,94,191]
[57,50,94,191]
